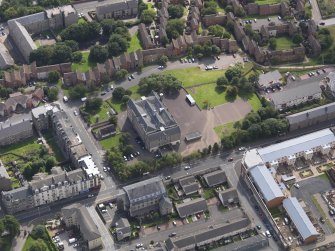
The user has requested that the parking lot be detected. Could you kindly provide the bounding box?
[50,229,81,250]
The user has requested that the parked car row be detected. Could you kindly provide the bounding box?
[308,69,326,77]
[180,57,196,63]
[205,65,219,70]
[124,151,140,161]
[128,74,135,81]
[264,84,282,93]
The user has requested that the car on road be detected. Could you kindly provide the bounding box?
[73,110,78,116]
[124,156,128,161]
[172,220,177,226]
[109,202,113,208]
[158,65,164,69]
[216,55,220,60]
[100,91,106,96]
[130,74,135,79]
[184,165,191,170]
[128,76,132,81]
[107,167,110,171]
[103,167,107,172]
[320,22,325,25]
[73,243,79,247]
[266,230,271,237]
[111,84,114,90]
[169,232,177,237]
[87,194,94,198]
[238,147,246,151]
[256,225,261,230]
[165,176,171,180]
[228,157,234,162]
[213,65,218,69]
[294,183,300,189]
[100,175,104,180]
[136,243,143,248]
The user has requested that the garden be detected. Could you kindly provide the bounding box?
[22,225,57,251]
[317,0,335,18]
[299,169,314,178]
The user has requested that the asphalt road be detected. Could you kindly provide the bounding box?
[291,176,333,235]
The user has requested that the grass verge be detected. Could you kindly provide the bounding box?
[127,32,143,53]
[72,51,96,73]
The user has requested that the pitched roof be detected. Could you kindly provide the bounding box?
[283,197,318,241]
[258,70,282,88]
[123,176,166,205]
[0,119,32,142]
[175,198,208,218]
[218,188,238,202]
[248,165,284,203]
[203,170,227,187]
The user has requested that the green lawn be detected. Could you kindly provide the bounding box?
[327,25,335,42]
[100,134,122,150]
[269,207,282,218]
[203,189,216,200]
[72,51,97,73]
[22,236,54,251]
[274,36,297,51]
[214,121,236,138]
[0,236,12,251]
[127,32,143,53]
[247,93,262,111]
[162,67,226,87]
[0,138,41,164]
[88,101,113,124]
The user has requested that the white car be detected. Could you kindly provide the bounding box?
[87,194,94,198]
[238,147,246,151]
[103,167,107,172]
[100,175,104,180]
[294,183,300,189]
[184,166,191,170]
[73,110,78,116]
[109,202,113,208]
[107,167,110,171]
[111,84,114,90]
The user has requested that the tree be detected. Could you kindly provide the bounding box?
[113,87,127,100]
[46,87,59,101]
[29,46,54,65]
[166,19,184,39]
[0,219,4,235]
[225,65,242,81]
[268,37,277,50]
[212,142,219,153]
[168,4,184,19]
[2,215,20,237]
[72,51,82,63]
[138,74,181,94]
[108,34,129,57]
[226,86,238,99]
[138,0,148,15]
[52,44,73,64]
[89,45,108,63]
[161,35,169,47]
[109,115,118,126]
[202,0,217,15]
[101,19,129,37]
[45,156,56,172]
[85,97,103,113]
[140,9,156,24]
[235,6,246,17]
[226,20,235,33]
[121,94,130,104]
[48,71,60,83]
[60,21,101,43]
[114,69,128,81]
[28,239,48,251]
[292,34,303,44]
[211,45,221,55]
[68,84,88,100]
[31,225,48,241]
[64,40,79,52]
[158,55,168,67]
[208,25,224,37]
[222,32,231,39]
[216,76,228,89]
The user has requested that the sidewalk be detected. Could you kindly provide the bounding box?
[10,225,33,251]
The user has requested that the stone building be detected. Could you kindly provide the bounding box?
[0,119,33,147]
[96,0,138,21]
[0,161,12,191]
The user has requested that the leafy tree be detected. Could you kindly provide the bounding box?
[114,69,129,81]
[60,21,101,43]
[158,55,168,66]
[166,19,184,39]
[292,34,303,44]
[30,46,53,65]
[268,37,277,50]
[109,115,118,126]
[28,239,48,251]
[89,45,108,63]
[72,51,82,63]
[208,25,224,37]
[247,124,263,139]
[108,34,129,57]
[225,65,242,81]
[226,20,235,33]
[85,97,103,113]
[48,71,60,83]
[52,44,72,64]
[226,86,238,99]
[168,4,184,19]
[101,19,129,37]
[138,0,148,15]
[222,32,231,39]
[64,40,79,52]
[235,6,246,17]
[216,76,228,89]
[121,95,130,104]
[0,86,12,99]
[2,215,20,237]
[68,84,88,100]
[0,219,4,235]
[45,156,56,172]
[161,35,169,47]
[31,225,48,241]
[202,0,218,15]
[45,86,59,101]
[138,74,182,94]
[225,5,233,13]
[112,87,127,100]
[140,9,156,24]
[212,142,219,153]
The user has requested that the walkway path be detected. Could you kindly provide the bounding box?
[10,225,33,251]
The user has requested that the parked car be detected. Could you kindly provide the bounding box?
[87,194,95,198]
[320,217,326,224]
[213,65,218,69]
[103,167,107,172]
[100,91,106,96]
[165,176,171,180]
[184,165,191,170]
[130,74,135,79]
[128,76,132,81]
[320,22,325,25]
[294,183,300,189]
[169,232,177,237]
[256,225,261,230]
[73,111,78,116]
[172,220,177,226]
[228,157,234,162]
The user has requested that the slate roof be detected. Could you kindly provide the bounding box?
[175,198,208,218]
[287,102,335,125]
[218,188,239,203]
[257,128,335,163]
[203,170,227,187]
[2,185,32,200]
[127,91,179,133]
[179,176,198,194]
[123,176,166,205]
[165,218,250,250]
[62,203,101,241]
[249,165,284,203]
[0,43,14,68]
[0,119,32,142]
[270,78,322,107]
[283,197,318,241]
[258,70,282,88]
